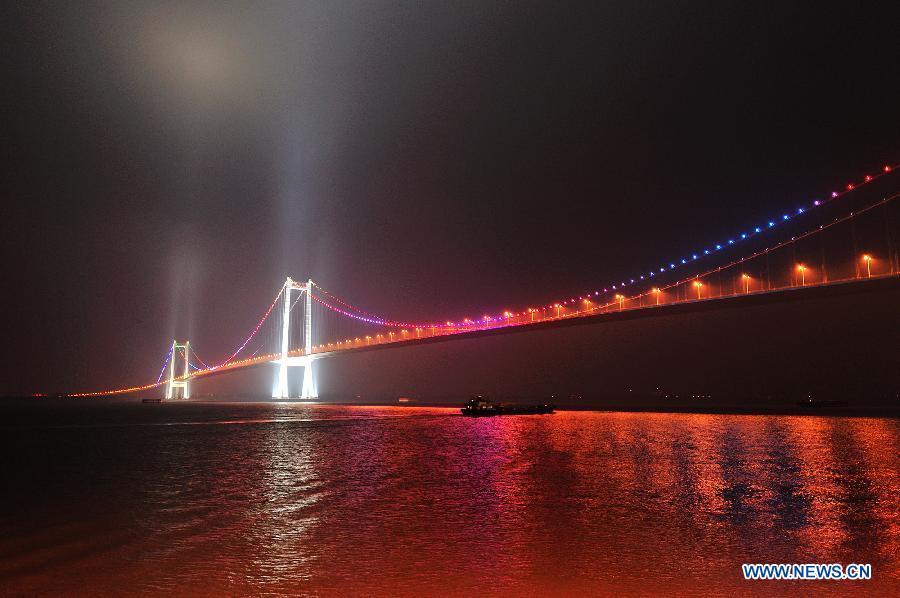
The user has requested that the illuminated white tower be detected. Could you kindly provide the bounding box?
[165,340,191,399]
[272,277,317,399]
[273,278,294,398]
[300,278,316,398]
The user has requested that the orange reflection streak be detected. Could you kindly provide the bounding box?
[782,416,848,555]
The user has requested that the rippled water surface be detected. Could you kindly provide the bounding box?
[1,400,897,595]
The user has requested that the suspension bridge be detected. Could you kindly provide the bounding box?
[72,162,900,399]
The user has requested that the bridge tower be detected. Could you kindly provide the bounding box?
[272,277,318,399]
[165,340,191,399]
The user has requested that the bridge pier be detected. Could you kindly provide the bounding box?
[300,357,317,398]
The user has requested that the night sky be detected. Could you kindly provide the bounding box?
[3,2,898,394]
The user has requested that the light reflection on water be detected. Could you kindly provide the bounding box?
[0,403,897,595]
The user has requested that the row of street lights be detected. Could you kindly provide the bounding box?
[303,255,884,357]
[350,255,884,337]
[619,254,879,310]
[521,254,879,320]
[796,254,875,287]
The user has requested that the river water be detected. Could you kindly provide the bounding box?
[1,400,897,595]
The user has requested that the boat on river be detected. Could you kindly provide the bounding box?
[461,396,554,416]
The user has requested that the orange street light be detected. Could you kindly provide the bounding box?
[555,303,562,318]
[741,273,750,294]
[652,287,660,305]
[862,254,872,278]
[615,294,624,310]
[581,298,593,313]
[693,280,703,300]
[796,264,807,286]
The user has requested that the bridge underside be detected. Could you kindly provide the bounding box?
[187,277,899,409]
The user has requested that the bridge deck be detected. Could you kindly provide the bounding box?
[190,274,899,381]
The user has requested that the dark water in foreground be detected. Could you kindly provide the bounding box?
[0,401,897,596]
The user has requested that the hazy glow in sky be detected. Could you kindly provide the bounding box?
[2,1,898,392]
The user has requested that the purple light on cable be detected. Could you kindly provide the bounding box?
[156,347,173,383]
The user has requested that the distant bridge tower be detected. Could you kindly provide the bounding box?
[165,340,191,399]
[272,277,318,399]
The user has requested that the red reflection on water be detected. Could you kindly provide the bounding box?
[0,406,897,595]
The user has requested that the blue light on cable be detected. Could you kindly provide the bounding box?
[582,165,876,303]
